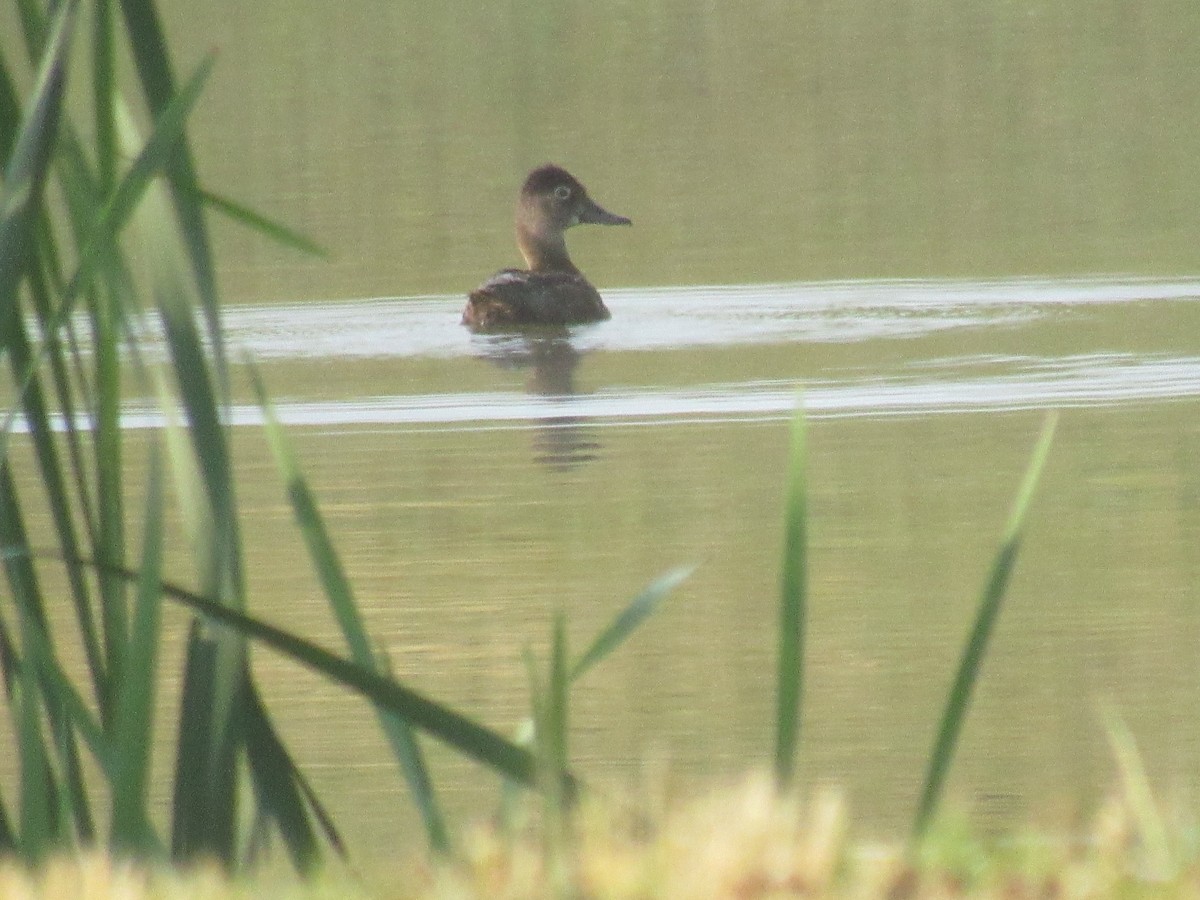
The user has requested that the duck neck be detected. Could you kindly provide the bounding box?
[517,223,579,274]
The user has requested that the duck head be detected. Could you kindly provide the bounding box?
[515,164,631,273]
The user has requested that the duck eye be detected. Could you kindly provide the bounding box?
[553,185,571,200]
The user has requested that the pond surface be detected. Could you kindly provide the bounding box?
[183,276,1199,860]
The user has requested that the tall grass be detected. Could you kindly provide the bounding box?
[1,0,692,873]
[911,413,1057,839]
[1,0,327,868]
[770,406,1057,841]
[774,403,806,790]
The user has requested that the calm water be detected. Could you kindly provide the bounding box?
[4,0,1200,867]
[94,2,1200,299]
[83,277,1199,860]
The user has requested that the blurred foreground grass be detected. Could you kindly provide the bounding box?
[3,771,1198,900]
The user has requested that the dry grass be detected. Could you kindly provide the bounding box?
[5,772,1199,900]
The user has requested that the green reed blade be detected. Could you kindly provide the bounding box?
[543,617,574,892]
[170,627,240,863]
[775,403,807,789]
[202,189,328,258]
[135,165,247,817]
[106,44,247,833]
[1102,704,1173,878]
[0,564,107,771]
[0,54,21,164]
[0,1,101,693]
[0,621,16,853]
[0,465,52,670]
[548,613,569,778]
[1,323,104,696]
[0,782,14,852]
[522,644,546,773]
[91,0,115,193]
[242,682,328,872]
[0,478,104,847]
[48,706,94,845]
[93,281,126,729]
[114,0,211,278]
[109,445,165,851]
[118,0,227,393]
[14,0,49,58]
[168,625,210,858]
[64,53,215,308]
[26,549,549,793]
[0,0,77,306]
[15,659,57,857]
[149,567,544,788]
[81,58,215,687]
[0,522,104,834]
[912,412,1058,840]
[571,565,693,683]
[248,367,376,665]
[250,365,451,855]
[2,3,217,739]
[289,748,347,859]
[155,371,240,864]
[521,637,573,808]
[137,174,241,606]
[547,616,573,815]
[4,547,98,853]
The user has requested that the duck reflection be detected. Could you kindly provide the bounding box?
[470,327,601,469]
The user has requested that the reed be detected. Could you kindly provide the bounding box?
[912,413,1058,839]
[1,0,343,869]
[774,403,807,790]
[1,0,693,873]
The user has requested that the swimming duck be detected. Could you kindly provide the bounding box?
[462,164,631,328]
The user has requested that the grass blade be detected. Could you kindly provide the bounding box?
[109,445,165,851]
[0,0,78,307]
[0,51,23,166]
[0,2,109,715]
[163,575,542,788]
[912,412,1058,839]
[202,189,327,258]
[541,617,574,893]
[1102,704,1173,878]
[249,365,451,855]
[118,0,220,336]
[132,152,247,847]
[14,658,58,858]
[775,402,807,789]
[169,626,238,862]
[91,0,116,194]
[25,554,552,791]
[547,613,569,783]
[62,52,216,310]
[242,682,338,871]
[570,565,693,683]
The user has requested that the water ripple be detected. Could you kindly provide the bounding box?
[17,352,1200,434]
[217,276,1200,359]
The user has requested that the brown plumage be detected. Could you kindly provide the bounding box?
[463,165,631,329]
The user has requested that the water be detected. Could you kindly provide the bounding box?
[8,278,1200,858]
[147,277,1200,857]
[75,276,1200,423]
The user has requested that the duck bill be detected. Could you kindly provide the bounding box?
[578,198,632,226]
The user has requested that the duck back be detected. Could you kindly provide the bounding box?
[463,269,611,328]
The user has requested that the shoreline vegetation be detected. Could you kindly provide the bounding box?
[1,3,1185,899]
[2,771,1198,899]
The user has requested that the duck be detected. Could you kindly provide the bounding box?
[462,164,631,329]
